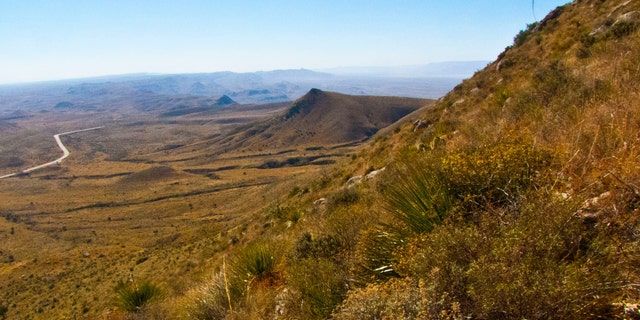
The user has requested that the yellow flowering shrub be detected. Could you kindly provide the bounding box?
[440,137,554,207]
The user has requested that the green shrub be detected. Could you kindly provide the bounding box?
[114,279,162,313]
[422,119,458,145]
[329,187,360,209]
[532,60,574,105]
[577,32,596,58]
[462,194,617,319]
[514,22,538,46]
[610,20,639,38]
[267,203,302,223]
[395,222,483,315]
[502,60,590,122]
[293,232,341,260]
[288,186,309,197]
[326,204,378,254]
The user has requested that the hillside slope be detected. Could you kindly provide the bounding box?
[173,1,640,319]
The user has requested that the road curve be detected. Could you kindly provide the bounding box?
[0,126,103,179]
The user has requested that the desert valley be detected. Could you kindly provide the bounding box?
[0,69,441,318]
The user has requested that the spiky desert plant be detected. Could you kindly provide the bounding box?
[114,279,162,313]
[385,159,453,234]
[233,241,281,284]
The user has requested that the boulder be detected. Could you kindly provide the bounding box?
[313,198,327,206]
[452,99,465,107]
[365,168,386,180]
[346,175,363,187]
[413,119,430,132]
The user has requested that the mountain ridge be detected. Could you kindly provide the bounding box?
[0,65,480,105]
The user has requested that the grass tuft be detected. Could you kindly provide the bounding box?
[288,258,348,318]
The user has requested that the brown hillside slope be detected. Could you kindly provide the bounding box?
[339,0,640,317]
[219,89,431,149]
[178,1,640,319]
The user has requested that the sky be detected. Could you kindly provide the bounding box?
[0,0,570,84]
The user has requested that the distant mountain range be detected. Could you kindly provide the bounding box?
[0,62,484,107]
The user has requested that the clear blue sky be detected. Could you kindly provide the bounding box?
[0,0,570,84]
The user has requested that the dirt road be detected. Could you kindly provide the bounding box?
[0,127,103,179]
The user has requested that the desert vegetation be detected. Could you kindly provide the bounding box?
[2,0,640,319]
[182,1,640,318]
[0,81,424,318]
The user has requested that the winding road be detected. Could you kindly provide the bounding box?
[0,126,103,179]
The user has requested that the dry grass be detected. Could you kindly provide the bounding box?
[327,1,640,318]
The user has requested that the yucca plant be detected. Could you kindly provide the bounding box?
[352,159,453,281]
[234,242,280,282]
[114,279,162,313]
[385,160,453,234]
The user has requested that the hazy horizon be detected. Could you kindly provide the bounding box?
[1,0,570,84]
[0,60,492,87]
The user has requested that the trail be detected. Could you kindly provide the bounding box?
[0,127,103,179]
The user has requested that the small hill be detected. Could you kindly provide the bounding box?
[117,166,180,184]
[221,89,431,149]
[158,95,237,117]
[214,95,235,106]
